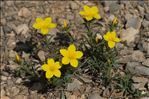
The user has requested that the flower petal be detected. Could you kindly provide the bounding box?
[36,17,43,22]
[85,16,93,21]
[111,31,116,37]
[84,5,90,11]
[49,23,57,28]
[114,37,121,42]
[41,64,49,71]
[41,29,49,35]
[62,57,70,65]
[54,70,61,78]
[79,11,85,15]
[55,62,61,69]
[60,49,68,57]
[108,41,115,48]
[32,23,41,29]
[46,71,53,79]
[91,6,98,12]
[45,17,52,22]
[94,14,101,20]
[70,59,78,67]
[68,44,76,51]
[103,34,109,41]
[47,58,55,65]
[76,51,83,59]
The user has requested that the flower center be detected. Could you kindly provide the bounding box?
[40,21,49,29]
[109,36,115,42]
[68,51,76,59]
[49,65,55,71]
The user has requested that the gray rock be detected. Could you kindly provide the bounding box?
[8,60,19,70]
[142,58,149,67]
[120,27,139,45]
[132,76,148,90]
[11,86,20,96]
[126,17,142,29]
[118,55,132,64]
[142,41,149,52]
[142,19,149,28]
[126,62,149,76]
[131,50,145,62]
[125,13,133,20]
[7,31,16,49]
[141,97,149,99]
[9,50,16,58]
[1,88,5,98]
[22,52,30,61]
[1,76,7,81]
[145,13,149,21]
[70,2,79,10]
[1,18,6,25]
[3,25,12,33]
[1,96,11,99]
[88,93,104,99]
[37,50,45,61]
[109,3,120,13]
[15,95,28,99]
[31,82,43,91]
[18,7,31,18]
[16,24,29,36]
[67,79,82,91]
[15,78,22,84]
[137,5,144,15]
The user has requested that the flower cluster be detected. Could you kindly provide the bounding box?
[103,31,121,48]
[41,44,83,79]
[79,5,101,21]
[33,17,56,35]
[32,5,120,80]
[60,44,83,67]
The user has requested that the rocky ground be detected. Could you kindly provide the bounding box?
[1,1,149,99]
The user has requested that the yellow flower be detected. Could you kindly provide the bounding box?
[103,31,121,48]
[41,58,61,79]
[112,17,118,25]
[63,19,68,28]
[79,5,101,21]
[32,17,57,35]
[95,33,102,43]
[15,53,21,62]
[60,44,83,67]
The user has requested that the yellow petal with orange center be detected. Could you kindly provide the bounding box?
[36,17,43,22]
[53,70,61,78]
[60,49,68,57]
[84,5,90,11]
[79,11,85,15]
[46,71,53,79]
[32,23,41,29]
[108,41,115,48]
[49,23,57,28]
[85,16,93,21]
[114,38,121,42]
[76,51,83,59]
[48,58,55,65]
[62,57,70,65]
[45,17,52,23]
[55,62,61,69]
[91,6,98,12]
[68,44,76,51]
[41,64,49,71]
[70,59,78,67]
[41,29,49,35]
[94,14,101,20]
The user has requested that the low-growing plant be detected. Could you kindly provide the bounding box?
[13,4,147,98]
